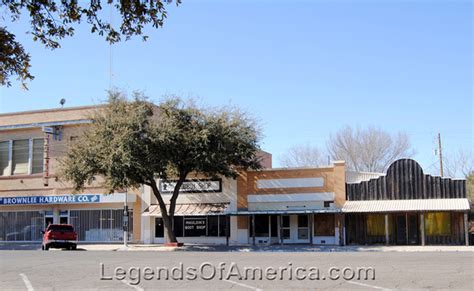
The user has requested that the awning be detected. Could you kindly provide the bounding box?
[142,203,229,217]
[342,198,470,213]
[227,209,341,216]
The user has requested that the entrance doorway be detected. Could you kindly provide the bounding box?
[59,210,69,224]
[44,211,53,229]
[281,215,310,244]
[395,213,419,245]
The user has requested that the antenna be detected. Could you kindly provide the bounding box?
[109,3,114,90]
[59,98,66,108]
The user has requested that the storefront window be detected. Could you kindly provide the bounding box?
[0,211,44,241]
[425,212,451,236]
[155,215,227,238]
[314,214,335,236]
[0,141,9,176]
[253,215,269,237]
[69,209,133,241]
[367,214,385,236]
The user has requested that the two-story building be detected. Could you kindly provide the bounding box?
[0,106,142,243]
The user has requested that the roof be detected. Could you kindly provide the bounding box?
[345,171,385,184]
[0,105,101,129]
[142,203,229,217]
[342,198,470,213]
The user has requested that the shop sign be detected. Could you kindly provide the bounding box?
[160,179,222,193]
[184,217,207,236]
[0,194,101,205]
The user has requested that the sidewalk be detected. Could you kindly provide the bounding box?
[2,242,473,252]
[83,244,474,252]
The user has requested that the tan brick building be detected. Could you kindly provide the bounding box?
[0,106,142,242]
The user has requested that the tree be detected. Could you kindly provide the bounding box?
[279,144,327,168]
[442,149,474,178]
[61,92,262,243]
[327,126,415,172]
[0,0,180,89]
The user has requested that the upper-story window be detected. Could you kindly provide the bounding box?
[0,138,44,176]
[12,139,29,175]
[0,141,9,176]
[32,139,45,174]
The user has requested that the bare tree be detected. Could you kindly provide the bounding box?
[327,126,415,172]
[442,149,474,178]
[279,144,327,168]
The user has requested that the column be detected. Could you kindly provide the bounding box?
[309,214,314,245]
[420,213,425,246]
[464,212,469,246]
[385,214,389,245]
[278,215,282,245]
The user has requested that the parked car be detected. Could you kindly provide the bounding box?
[41,224,77,250]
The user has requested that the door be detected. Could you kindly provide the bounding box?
[281,215,310,244]
[395,214,407,245]
[281,215,291,243]
[407,214,419,245]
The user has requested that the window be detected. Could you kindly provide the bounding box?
[12,140,29,175]
[324,201,334,208]
[31,139,44,174]
[184,216,207,237]
[425,212,451,236]
[250,215,269,237]
[366,214,385,236]
[155,215,227,238]
[0,141,9,176]
[314,214,335,236]
[208,216,219,236]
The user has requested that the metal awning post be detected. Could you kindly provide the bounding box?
[226,215,230,246]
[309,214,314,245]
[464,212,469,246]
[420,213,425,246]
[385,214,389,245]
[268,215,271,245]
[252,215,256,246]
[277,215,281,245]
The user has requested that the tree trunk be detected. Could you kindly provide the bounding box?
[149,179,178,243]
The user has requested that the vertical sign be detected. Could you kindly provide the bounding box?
[43,133,50,186]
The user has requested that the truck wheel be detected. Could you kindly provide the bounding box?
[71,244,77,250]
[41,245,45,251]
[44,244,49,251]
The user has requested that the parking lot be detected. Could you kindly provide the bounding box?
[1,249,473,290]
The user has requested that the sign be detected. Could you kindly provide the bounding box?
[0,194,101,206]
[184,217,207,237]
[160,179,222,194]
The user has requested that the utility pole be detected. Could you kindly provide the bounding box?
[438,133,444,177]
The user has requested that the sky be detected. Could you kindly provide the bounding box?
[0,0,472,174]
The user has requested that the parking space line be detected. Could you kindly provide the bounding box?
[19,273,34,291]
[347,281,393,290]
[224,279,263,291]
[120,279,144,291]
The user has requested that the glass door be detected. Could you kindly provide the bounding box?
[281,215,291,243]
[296,215,310,243]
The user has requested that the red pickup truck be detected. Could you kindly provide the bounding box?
[41,224,78,250]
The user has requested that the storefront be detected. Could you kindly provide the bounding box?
[0,193,137,242]
[141,178,235,244]
[227,161,347,245]
[344,159,470,246]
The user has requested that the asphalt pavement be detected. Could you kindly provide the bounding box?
[1,250,473,290]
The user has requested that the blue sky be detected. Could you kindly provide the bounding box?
[0,0,472,174]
